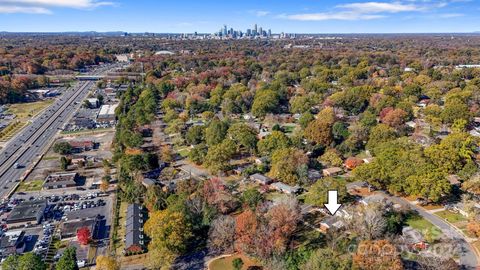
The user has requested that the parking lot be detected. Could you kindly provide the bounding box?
[0,189,114,261]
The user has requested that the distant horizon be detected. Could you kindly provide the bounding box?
[1,30,480,35]
[1,1,479,33]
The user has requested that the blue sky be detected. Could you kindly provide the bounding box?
[0,0,479,33]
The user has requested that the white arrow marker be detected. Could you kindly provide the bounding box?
[324,190,342,216]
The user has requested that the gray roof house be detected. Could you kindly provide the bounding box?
[270,182,301,194]
[125,204,146,254]
[250,173,272,185]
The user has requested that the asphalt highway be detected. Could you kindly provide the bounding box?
[0,64,120,199]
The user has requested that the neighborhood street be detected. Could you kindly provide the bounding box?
[382,192,479,269]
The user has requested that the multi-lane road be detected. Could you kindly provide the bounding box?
[0,64,120,199]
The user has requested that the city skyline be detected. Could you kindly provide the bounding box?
[0,0,480,33]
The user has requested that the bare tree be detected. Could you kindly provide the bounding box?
[347,203,387,240]
[208,215,236,253]
[417,256,460,270]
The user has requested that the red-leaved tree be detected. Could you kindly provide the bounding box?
[77,227,91,245]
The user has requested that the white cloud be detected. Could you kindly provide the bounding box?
[281,1,455,21]
[255,10,270,17]
[0,0,114,14]
[337,2,418,13]
[0,0,113,8]
[0,5,50,13]
[281,12,385,21]
[437,13,464,17]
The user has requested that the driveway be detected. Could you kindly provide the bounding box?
[380,192,479,269]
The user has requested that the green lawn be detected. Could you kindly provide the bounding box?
[60,127,114,135]
[0,121,28,142]
[435,210,467,223]
[17,179,44,192]
[114,201,128,255]
[209,254,259,270]
[7,100,53,120]
[406,214,442,240]
[265,192,289,202]
[282,125,296,133]
[177,147,191,158]
[43,156,59,160]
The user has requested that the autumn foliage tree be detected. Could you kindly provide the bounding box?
[144,210,192,269]
[264,198,301,255]
[380,108,408,128]
[269,148,308,185]
[235,209,258,254]
[95,255,119,270]
[304,108,335,146]
[77,227,91,245]
[353,240,404,270]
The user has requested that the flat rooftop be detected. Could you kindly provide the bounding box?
[6,200,47,224]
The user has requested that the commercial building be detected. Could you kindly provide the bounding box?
[69,140,96,153]
[86,98,100,108]
[43,172,79,189]
[97,104,119,125]
[59,218,97,240]
[6,200,47,228]
[0,230,26,258]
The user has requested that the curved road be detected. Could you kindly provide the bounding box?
[383,193,479,269]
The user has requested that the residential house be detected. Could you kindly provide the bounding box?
[254,157,268,165]
[141,178,156,188]
[125,204,147,254]
[307,169,322,181]
[322,167,343,177]
[250,173,272,185]
[344,157,363,170]
[70,155,87,165]
[320,216,345,233]
[270,182,301,194]
[360,194,388,206]
[402,226,428,250]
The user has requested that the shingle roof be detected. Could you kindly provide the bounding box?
[125,204,145,249]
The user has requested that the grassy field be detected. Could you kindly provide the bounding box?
[60,127,114,136]
[0,121,28,142]
[209,254,259,270]
[435,210,467,223]
[114,201,128,255]
[7,99,54,120]
[265,192,289,202]
[0,100,53,142]
[177,147,191,158]
[282,124,297,133]
[406,214,442,240]
[17,179,44,192]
